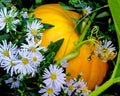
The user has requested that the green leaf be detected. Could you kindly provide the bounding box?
[59,2,74,10]
[16,0,23,9]
[0,34,10,42]
[35,0,42,5]
[47,38,64,53]
[43,23,54,29]
[71,17,79,22]
[0,2,4,8]
[3,0,11,2]
[96,11,109,18]
[108,0,120,78]
[71,17,82,34]
[40,38,64,69]
[28,92,37,96]
[76,21,82,34]
[0,74,10,83]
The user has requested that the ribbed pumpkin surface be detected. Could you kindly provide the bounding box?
[33,4,108,90]
[34,4,82,60]
[66,44,108,90]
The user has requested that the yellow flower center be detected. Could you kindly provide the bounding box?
[4,16,13,23]
[102,47,108,53]
[2,50,9,57]
[50,73,57,80]
[4,17,9,23]
[22,58,29,65]
[47,88,53,94]
[30,46,36,52]
[82,87,89,93]
[68,85,74,90]
[33,56,38,62]
[83,8,89,14]
[31,29,37,36]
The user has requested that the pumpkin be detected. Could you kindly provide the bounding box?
[33,4,108,90]
[66,44,108,90]
[33,4,82,60]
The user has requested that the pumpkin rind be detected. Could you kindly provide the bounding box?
[34,4,82,60]
[66,44,108,90]
[33,4,108,90]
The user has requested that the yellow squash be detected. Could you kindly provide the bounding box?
[34,4,81,60]
[33,4,108,90]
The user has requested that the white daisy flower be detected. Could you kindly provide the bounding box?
[15,49,36,76]
[1,51,18,76]
[60,59,68,68]
[83,6,92,15]
[29,52,44,67]
[64,79,76,96]
[0,40,18,58]
[0,7,19,33]
[42,64,66,90]
[80,82,91,96]
[74,79,88,95]
[21,37,46,52]
[5,77,20,89]
[38,85,60,96]
[95,40,117,62]
[26,20,43,39]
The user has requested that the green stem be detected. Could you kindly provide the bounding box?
[10,31,14,39]
[78,12,96,43]
[91,5,109,13]
[74,15,87,29]
[89,76,120,96]
[111,51,120,79]
[55,12,97,65]
[55,39,96,65]
[114,77,120,83]
[88,79,114,96]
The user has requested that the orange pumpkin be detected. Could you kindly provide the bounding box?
[66,44,108,90]
[33,4,108,90]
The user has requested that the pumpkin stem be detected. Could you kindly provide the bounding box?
[55,38,97,65]
[55,13,97,65]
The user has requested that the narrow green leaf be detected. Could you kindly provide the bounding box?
[59,2,74,10]
[0,34,10,42]
[40,38,64,68]
[96,11,109,18]
[108,0,120,78]
[16,0,23,9]
[35,0,42,5]
[0,3,4,8]
[43,23,54,29]
[71,17,79,22]
[47,38,64,53]
[3,0,11,2]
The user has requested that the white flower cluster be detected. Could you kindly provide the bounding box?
[64,79,91,96]
[0,39,45,76]
[0,7,45,89]
[0,6,92,96]
[39,64,66,96]
[39,68,91,96]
